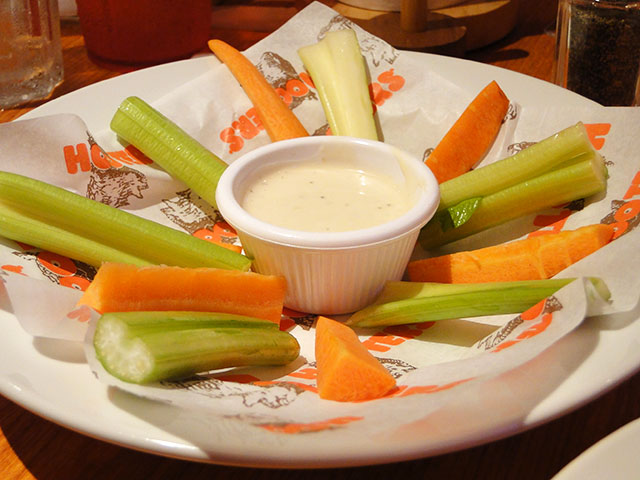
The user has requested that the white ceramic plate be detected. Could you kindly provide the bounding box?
[2,53,640,468]
[552,417,640,480]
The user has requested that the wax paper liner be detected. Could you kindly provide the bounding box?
[1,1,640,438]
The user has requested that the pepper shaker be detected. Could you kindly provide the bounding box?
[553,0,640,106]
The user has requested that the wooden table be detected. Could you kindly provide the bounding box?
[1,1,638,478]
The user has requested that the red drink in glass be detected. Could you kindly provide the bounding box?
[76,0,211,67]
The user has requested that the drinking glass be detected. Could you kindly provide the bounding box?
[0,0,64,109]
[75,0,212,68]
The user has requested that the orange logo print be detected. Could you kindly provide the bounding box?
[255,379,318,395]
[64,141,151,174]
[287,366,317,381]
[1,264,25,275]
[392,378,472,397]
[36,251,92,291]
[362,322,435,353]
[275,78,311,107]
[193,221,242,253]
[105,145,153,168]
[528,208,572,237]
[258,416,363,434]
[220,107,264,154]
[67,305,92,323]
[601,170,640,239]
[12,248,96,291]
[583,123,611,150]
[370,68,405,113]
[491,298,555,352]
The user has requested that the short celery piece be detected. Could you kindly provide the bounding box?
[110,96,227,209]
[438,122,595,211]
[93,311,301,384]
[0,171,251,271]
[420,150,607,249]
[298,29,379,140]
[347,278,576,328]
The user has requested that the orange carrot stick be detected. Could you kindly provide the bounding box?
[426,80,510,183]
[315,316,396,402]
[79,263,286,323]
[407,223,615,283]
[208,39,309,142]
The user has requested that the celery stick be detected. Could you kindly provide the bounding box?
[438,122,594,211]
[0,171,251,271]
[0,202,151,267]
[347,278,574,327]
[298,29,379,140]
[93,311,300,384]
[420,151,607,249]
[110,96,227,209]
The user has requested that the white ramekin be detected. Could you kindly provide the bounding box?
[215,136,440,315]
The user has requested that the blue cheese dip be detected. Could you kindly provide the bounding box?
[240,159,415,232]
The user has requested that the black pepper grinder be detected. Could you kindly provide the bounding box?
[553,0,640,106]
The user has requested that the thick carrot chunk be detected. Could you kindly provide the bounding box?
[315,316,396,402]
[79,263,286,323]
[408,224,615,283]
[426,80,510,183]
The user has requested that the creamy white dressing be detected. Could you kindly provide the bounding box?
[240,160,414,232]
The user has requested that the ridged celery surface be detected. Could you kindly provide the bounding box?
[93,311,300,384]
[438,123,595,211]
[347,278,575,328]
[0,202,150,267]
[0,171,251,271]
[298,29,379,140]
[110,96,227,209]
[421,144,607,249]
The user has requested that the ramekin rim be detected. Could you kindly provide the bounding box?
[215,136,440,249]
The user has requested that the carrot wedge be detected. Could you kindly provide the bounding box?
[208,39,309,142]
[426,80,510,183]
[79,263,287,323]
[408,224,615,283]
[315,316,396,402]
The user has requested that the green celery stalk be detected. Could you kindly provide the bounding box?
[93,311,300,384]
[110,96,227,209]
[0,202,151,267]
[438,122,595,211]
[298,29,379,140]
[347,278,575,328]
[0,171,251,271]
[420,151,607,249]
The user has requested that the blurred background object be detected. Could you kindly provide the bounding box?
[58,0,78,18]
[553,0,640,106]
[0,0,64,109]
[333,0,519,55]
[74,0,213,68]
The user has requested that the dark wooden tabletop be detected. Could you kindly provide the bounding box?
[1,1,638,479]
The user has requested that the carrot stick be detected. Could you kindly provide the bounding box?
[208,39,309,142]
[408,224,615,283]
[426,81,510,183]
[79,263,287,323]
[315,316,396,402]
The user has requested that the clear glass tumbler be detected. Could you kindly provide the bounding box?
[553,0,640,106]
[0,0,64,109]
